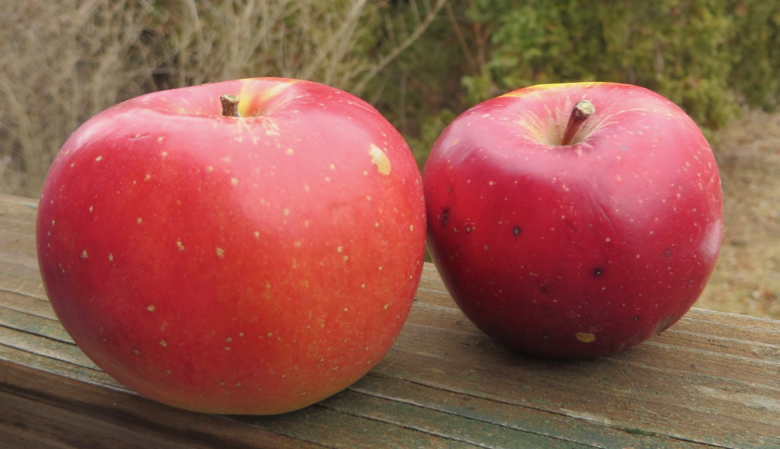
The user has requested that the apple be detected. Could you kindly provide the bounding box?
[36,78,426,414]
[423,82,722,358]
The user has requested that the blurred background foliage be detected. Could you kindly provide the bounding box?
[375,0,780,165]
[1,0,779,195]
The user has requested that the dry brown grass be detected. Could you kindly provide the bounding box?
[0,0,445,196]
[697,110,780,319]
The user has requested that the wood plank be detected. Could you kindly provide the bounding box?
[1,192,779,449]
[0,362,327,449]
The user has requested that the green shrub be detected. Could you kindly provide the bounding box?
[378,0,780,165]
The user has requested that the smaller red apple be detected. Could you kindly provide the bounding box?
[424,82,723,358]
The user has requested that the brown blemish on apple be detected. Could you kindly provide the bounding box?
[216,247,225,258]
[576,332,596,343]
[369,144,391,175]
[80,250,88,259]
[176,240,185,251]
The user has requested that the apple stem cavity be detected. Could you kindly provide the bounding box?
[220,94,241,118]
[560,100,595,146]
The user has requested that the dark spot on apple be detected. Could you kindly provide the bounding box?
[663,248,672,258]
[513,226,522,237]
[441,209,449,226]
[538,282,554,295]
[592,267,604,277]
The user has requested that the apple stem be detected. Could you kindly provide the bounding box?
[560,99,595,146]
[220,94,241,117]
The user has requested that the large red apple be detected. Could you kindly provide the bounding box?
[423,82,722,358]
[36,78,426,414]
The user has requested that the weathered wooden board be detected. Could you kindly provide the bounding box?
[1,194,778,448]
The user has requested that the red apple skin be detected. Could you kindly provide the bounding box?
[36,78,426,414]
[424,82,723,358]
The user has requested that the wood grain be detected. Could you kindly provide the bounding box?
[1,194,778,449]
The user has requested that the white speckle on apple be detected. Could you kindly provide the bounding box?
[216,247,225,258]
[176,240,185,251]
[330,164,336,170]
[161,152,168,158]
[410,225,414,231]
[89,205,93,212]
[144,174,151,181]
[231,178,239,185]
[343,256,349,262]
[81,250,88,259]
[369,144,392,175]
[137,217,143,224]
[95,155,103,162]
[337,246,343,253]
[283,208,290,216]
[605,238,611,242]
[108,254,113,261]
[294,241,302,248]
[285,148,294,155]
[159,340,168,347]
[147,305,156,312]
[254,231,260,239]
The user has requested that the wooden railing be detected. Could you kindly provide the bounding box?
[1,194,778,448]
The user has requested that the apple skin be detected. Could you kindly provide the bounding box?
[36,78,426,414]
[423,82,722,358]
